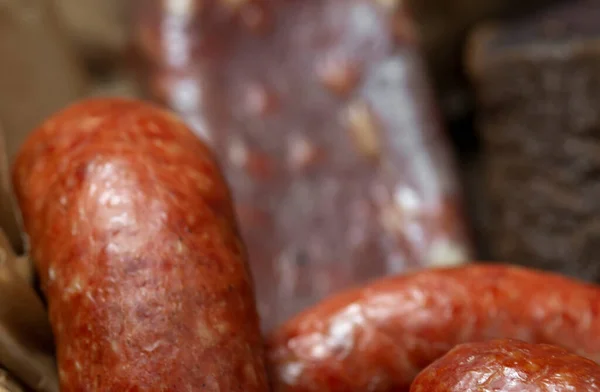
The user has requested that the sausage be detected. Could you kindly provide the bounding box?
[11,98,269,391]
[132,0,474,332]
[267,264,600,391]
[410,339,600,392]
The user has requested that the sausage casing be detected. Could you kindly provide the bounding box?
[411,339,600,392]
[267,264,600,391]
[12,98,269,391]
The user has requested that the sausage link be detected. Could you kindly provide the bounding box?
[411,339,600,392]
[12,98,270,391]
[132,0,474,332]
[267,264,600,391]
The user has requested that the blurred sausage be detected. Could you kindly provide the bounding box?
[133,0,474,332]
[411,339,600,392]
[267,264,600,391]
[12,98,269,391]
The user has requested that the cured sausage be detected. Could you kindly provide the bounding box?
[11,98,269,391]
[410,339,600,392]
[133,0,473,332]
[267,264,600,391]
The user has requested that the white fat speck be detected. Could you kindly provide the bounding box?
[75,362,82,372]
[309,343,328,359]
[111,341,120,353]
[48,267,56,282]
[197,322,216,345]
[59,195,68,206]
[228,139,248,167]
[171,78,202,110]
[108,212,133,228]
[98,191,125,207]
[394,187,421,214]
[426,240,469,267]
[86,291,95,303]
[176,240,185,254]
[143,340,164,353]
[65,276,83,297]
[280,362,304,385]
[325,304,364,357]
[80,116,102,131]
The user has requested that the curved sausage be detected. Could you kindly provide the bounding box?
[267,264,600,391]
[411,339,600,392]
[12,98,269,391]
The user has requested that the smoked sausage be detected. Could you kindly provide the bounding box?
[411,339,600,392]
[12,98,269,391]
[133,0,473,332]
[267,264,600,391]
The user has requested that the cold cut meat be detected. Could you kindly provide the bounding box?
[267,264,600,391]
[11,98,269,391]
[133,0,473,332]
[411,339,600,392]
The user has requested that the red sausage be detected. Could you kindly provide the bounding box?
[12,98,269,391]
[411,339,600,392]
[267,264,600,391]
